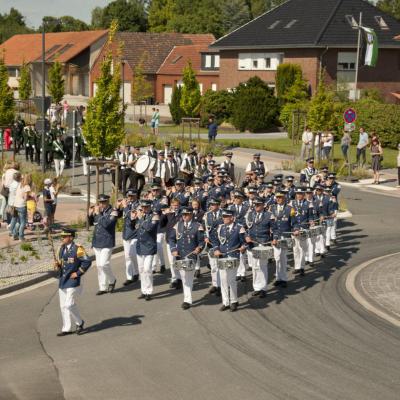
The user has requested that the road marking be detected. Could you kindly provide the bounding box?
[345,252,400,328]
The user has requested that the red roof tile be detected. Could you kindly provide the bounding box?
[0,30,108,66]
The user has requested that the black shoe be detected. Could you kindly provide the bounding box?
[170,281,178,289]
[246,267,252,271]
[252,290,261,297]
[305,261,310,265]
[132,274,139,282]
[230,302,238,312]
[326,246,330,251]
[259,290,266,298]
[57,331,74,337]
[320,253,325,258]
[152,270,156,274]
[315,253,321,257]
[220,305,230,312]
[293,270,301,275]
[235,276,241,281]
[175,279,183,290]
[280,281,288,288]
[309,262,314,267]
[206,263,211,270]
[240,276,246,283]
[194,270,201,278]
[300,269,305,276]
[160,265,166,273]
[96,290,107,296]
[273,280,282,287]
[145,294,151,301]
[181,302,191,310]
[209,286,217,294]
[138,293,146,299]
[216,287,221,297]
[76,321,85,335]
[123,279,133,286]
[108,280,116,293]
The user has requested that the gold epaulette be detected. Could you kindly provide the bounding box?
[76,245,86,258]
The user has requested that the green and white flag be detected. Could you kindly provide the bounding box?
[360,26,378,67]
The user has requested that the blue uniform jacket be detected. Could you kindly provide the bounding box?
[211,222,246,260]
[203,209,223,244]
[135,212,159,256]
[89,205,119,248]
[246,210,273,248]
[228,203,249,225]
[169,221,205,260]
[291,199,312,230]
[122,202,137,241]
[270,204,295,240]
[314,195,330,217]
[328,199,339,216]
[58,242,91,289]
[191,188,208,210]
[171,190,189,207]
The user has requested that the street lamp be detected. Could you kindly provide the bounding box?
[41,19,46,173]
[121,59,126,113]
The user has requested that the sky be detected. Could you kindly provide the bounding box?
[0,0,111,28]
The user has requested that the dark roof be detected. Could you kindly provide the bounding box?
[117,32,215,74]
[211,0,400,50]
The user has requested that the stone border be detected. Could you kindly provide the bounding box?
[345,252,400,328]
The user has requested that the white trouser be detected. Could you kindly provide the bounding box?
[220,267,238,306]
[181,269,195,304]
[153,232,165,269]
[123,238,138,279]
[273,245,288,282]
[306,236,316,263]
[166,244,181,281]
[94,247,115,291]
[82,157,90,176]
[236,252,247,277]
[325,219,335,247]
[59,287,82,332]
[138,254,154,294]
[209,255,220,288]
[315,232,326,254]
[293,237,307,270]
[54,158,65,177]
[331,217,337,240]
[247,250,268,291]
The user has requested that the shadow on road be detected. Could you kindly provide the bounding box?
[84,315,144,334]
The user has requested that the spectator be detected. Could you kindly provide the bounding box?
[7,172,21,236]
[63,100,69,123]
[4,128,12,150]
[12,174,32,241]
[341,131,352,164]
[322,131,334,160]
[154,108,160,135]
[397,144,400,188]
[43,178,55,231]
[314,132,321,162]
[300,126,313,160]
[50,177,60,216]
[370,138,383,184]
[207,117,218,143]
[356,127,369,167]
[26,189,38,231]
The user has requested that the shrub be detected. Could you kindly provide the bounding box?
[199,89,234,126]
[275,63,302,99]
[280,101,309,139]
[169,86,184,125]
[180,61,201,117]
[231,78,279,132]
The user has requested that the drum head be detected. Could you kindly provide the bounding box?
[136,155,150,174]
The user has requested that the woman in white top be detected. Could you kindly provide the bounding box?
[322,132,334,160]
[12,174,32,241]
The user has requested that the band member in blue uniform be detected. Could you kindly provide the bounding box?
[212,209,246,312]
[169,207,205,310]
[55,228,91,336]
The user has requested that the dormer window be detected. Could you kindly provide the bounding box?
[201,53,219,70]
[375,16,389,30]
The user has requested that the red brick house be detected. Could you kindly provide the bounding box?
[156,44,219,104]
[210,0,400,102]
[90,32,216,104]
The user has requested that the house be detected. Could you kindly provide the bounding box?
[89,32,216,104]
[157,44,219,104]
[210,0,400,102]
[0,30,108,99]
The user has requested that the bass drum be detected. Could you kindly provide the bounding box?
[135,155,150,174]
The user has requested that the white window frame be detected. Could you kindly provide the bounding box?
[214,55,220,68]
[211,83,217,91]
[238,53,283,71]
[337,52,357,71]
[205,54,212,68]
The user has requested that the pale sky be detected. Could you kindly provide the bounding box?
[0,0,111,28]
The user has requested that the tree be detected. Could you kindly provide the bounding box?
[47,60,65,104]
[91,0,147,31]
[0,57,15,126]
[40,16,89,32]
[307,76,335,132]
[180,61,201,117]
[221,0,251,33]
[131,51,153,103]
[18,62,31,100]
[377,0,400,20]
[82,22,125,158]
[169,85,184,124]
[250,0,286,17]
[199,89,234,125]
[231,77,279,132]
[0,8,33,44]
[275,63,303,99]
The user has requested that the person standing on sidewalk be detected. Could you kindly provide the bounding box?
[341,131,352,164]
[12,173,32,242]
[88,194,119,295]
[207,117,218,143]
[356,127,369,167]
[370,138,383,184]
[300,127,314,160]
[55,227,91,337]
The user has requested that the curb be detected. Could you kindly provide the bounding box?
[345,252,400,328]
[0,245,124,297]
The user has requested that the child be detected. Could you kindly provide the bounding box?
[26,191,38,230]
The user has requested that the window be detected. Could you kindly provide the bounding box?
[238,53,283,70]
[268,20,281,29]
[205,55,212,68]
[7,68,19,77]
[375,16,389,30]
[199,83,203,94]
[201,53,220,70]
[337,52,357,70]
[285,19,297,29]
[214,55,220,68]
[211,83,217,91]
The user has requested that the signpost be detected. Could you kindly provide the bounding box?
[343,108,357,178]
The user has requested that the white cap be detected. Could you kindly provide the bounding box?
[44,178,52,185]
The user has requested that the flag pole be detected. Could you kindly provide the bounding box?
[354,12,362,101]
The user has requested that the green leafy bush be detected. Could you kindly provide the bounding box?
[275,63,302,99]
[199,89,234,125]
[169,86,184,125]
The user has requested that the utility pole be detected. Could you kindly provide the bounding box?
[354,12,362,101]
[41,20,46,173]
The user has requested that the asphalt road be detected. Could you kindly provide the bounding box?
[0,185,399,400]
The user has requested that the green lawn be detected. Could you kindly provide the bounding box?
[216,138,398,169]
[125,123,241,135]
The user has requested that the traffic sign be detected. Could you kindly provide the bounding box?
[344,108,357,124]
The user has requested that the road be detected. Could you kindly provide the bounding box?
[0,185,399,400]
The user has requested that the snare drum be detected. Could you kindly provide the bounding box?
[309,226,319,238]
[173,259,195,271]
[217,257,239,270]
[277,238,294,249]
[298,230,308,241]
[252,245,273,260]
[315,225,323,235]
